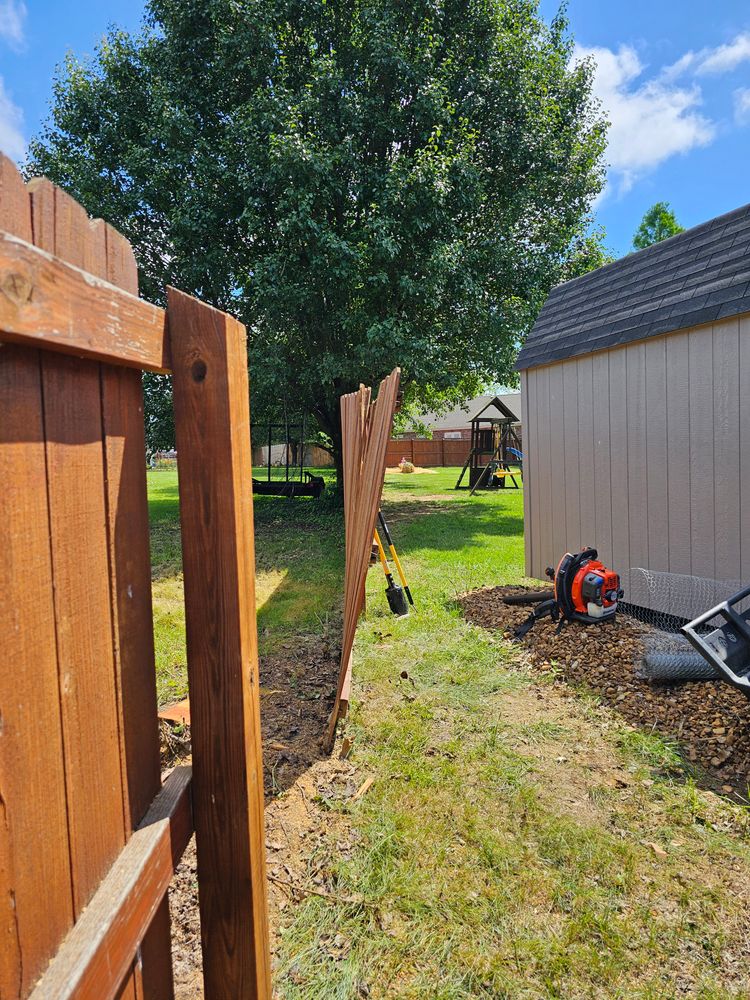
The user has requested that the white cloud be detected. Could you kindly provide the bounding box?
[0,76,25,161]
[664,32,750,79]
[697,32,750,74]
[0,0,26,51]
[575,44,716,194]
[734,87,750,125]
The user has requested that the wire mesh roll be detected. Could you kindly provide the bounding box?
[639,652,720,682]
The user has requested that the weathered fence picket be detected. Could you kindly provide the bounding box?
[0,153,270,1000]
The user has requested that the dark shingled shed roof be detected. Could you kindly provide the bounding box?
[516,202,750,371]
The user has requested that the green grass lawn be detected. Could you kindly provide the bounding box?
[149,467,750,998]
[148,466,344,703]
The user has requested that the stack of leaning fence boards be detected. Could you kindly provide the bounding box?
[324,368,401,751]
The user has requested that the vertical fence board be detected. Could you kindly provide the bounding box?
[0,152,74,997]
[169,288,271,999]
[0,153,32,241]
[101,225,173,1000]
[40,355,127,913]
[0,347,74,997]
[29,169,146,1000]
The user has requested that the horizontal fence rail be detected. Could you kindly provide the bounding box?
[28,769,193,1000]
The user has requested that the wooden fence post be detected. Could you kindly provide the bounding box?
[168,288,271,998]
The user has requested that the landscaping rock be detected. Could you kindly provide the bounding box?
[459,586,750,798]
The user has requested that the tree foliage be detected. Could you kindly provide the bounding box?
[633,201,685,251]
[28,0,606,481]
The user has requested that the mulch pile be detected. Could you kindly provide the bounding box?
[459,586,750,798]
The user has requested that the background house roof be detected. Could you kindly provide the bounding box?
[408,392,521,432]
[516,202,750,371]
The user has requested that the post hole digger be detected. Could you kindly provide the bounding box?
[507,548,623,638]
[371,510,415,617]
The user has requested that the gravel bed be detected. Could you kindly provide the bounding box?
[459,586,750,798]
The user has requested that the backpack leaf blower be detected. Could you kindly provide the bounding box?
[510,548,623,639]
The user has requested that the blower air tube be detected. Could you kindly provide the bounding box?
[503,590,555,605]
[640,652,720,683]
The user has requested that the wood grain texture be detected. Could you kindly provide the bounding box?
[0,153,74,1000]
[41,353,127,915]
[0,232,170,371]
[27,768,193,1000]
[0,346,74,998]
[325,370,401,749]
[169,287,271,999]
[0,152,32,241]
[99,224,172,998]
[29,170,145,1000]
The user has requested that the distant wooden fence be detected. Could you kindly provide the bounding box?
[0,155,270,998]
[386,437,469,467]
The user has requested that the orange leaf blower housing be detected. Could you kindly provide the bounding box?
[549,548,623,624]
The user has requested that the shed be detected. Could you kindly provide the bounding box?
[517,203,750,617]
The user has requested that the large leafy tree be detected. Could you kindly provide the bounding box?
[633,201,685,251]
[28,0,606,483]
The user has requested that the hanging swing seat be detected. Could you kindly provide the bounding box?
[252,471,325,498]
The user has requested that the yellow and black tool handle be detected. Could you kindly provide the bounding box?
[373,530,396,589]
[378,511,414,606]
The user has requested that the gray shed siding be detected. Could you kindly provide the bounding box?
[521,314,750,603]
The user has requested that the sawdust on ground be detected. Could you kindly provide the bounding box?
[385,466,437,475]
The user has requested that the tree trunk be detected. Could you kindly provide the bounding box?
[312,399,344,502]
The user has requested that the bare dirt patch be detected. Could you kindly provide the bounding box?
[166,634,353,996]
[459,585,750,797]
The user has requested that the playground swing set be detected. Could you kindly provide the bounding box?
[454,396,523,494]
[252,413,326,498]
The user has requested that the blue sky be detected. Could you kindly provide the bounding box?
[1,0,749,257]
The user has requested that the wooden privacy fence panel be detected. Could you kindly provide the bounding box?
[324,369,400,752]
[0,155,270,999]
[386,437,471,467]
